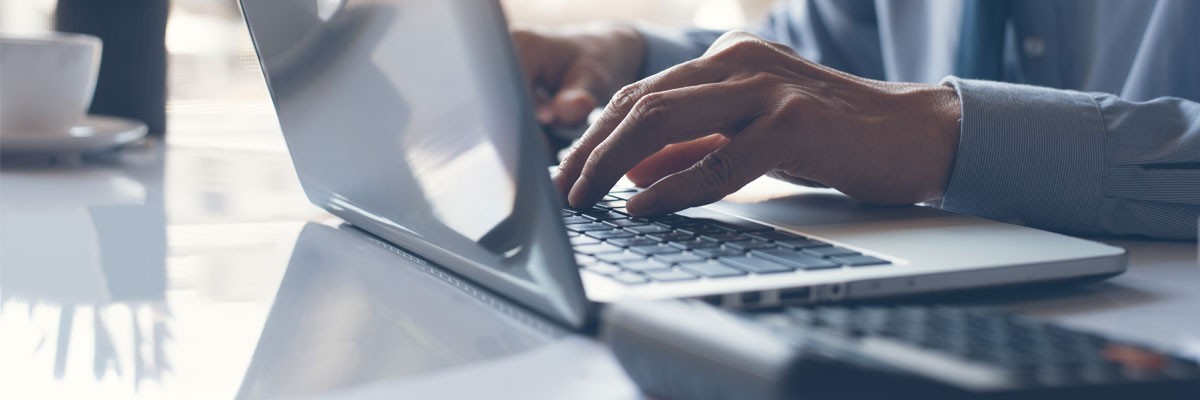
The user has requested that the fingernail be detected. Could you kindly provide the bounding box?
[626,190,657,216]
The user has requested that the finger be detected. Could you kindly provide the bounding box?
[626,123,782,216]
[626,134,729,187]
[552,61,724,202]
[566,79,762,207]
[548,59,607,126]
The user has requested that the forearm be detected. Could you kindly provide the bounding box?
[939,78,1200,240]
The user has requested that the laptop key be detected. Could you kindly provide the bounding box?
[831,255,890,267]
[605,218,649,228]
[628,244,683,256]
[693,217,774,233]
[676,225,727,236]
[724,240,777,251]
[646,231,696,242]
[619,259,673,273]
[692,247,747,258]
[653,252,708,265]
[802,247,860,258]
[610,272,649,285]
[700,231,753,243]
[719,256,794,274]
[644,269,698,282]
[575,243,625,255]
[747,230,805,242]
[566,223,615,233]
[607,237,661,248]
[776,238,833,250]
[585,229,637,240]
[625,224,672,235]
[562,215,592,225]
[598,200,627,209]
[584,263,623,276]
[561,210,576,217]
[596,252,647,264]
[668,239,722,251]
[678,261,746,278]
[751,249,840,270]
[582,210,628,221]
[570,236,601,246]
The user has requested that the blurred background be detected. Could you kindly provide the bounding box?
[0,0,774,151]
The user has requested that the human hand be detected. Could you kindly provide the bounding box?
[553,31,962,215]
[511,26,644,129]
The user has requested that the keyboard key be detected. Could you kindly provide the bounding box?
[750,249,840,270]
[747,230,805,242]
[723,240,777,251]
[644,269,698,282]
[776,239,833,250]
[699,218,774,233]
[699,232,752,243]
[597,200,627,209]
[570,236,601,246]
[646,231,696,242]
[582,210,628,221]
[678,261,746,278]
[583,263,622,276]
[605,218,649,228]
[608,191,638,200]
[585,229,636,240]
[619,259,673,273]
[625,224,672,235]
[719,256,794,274]
[628,244,683,256]
[676,225,727,236]
[562,215,592,225]
[574,254,598,266]
[653,252,708,265]
[692,247,747,258]
[831,255,890,266]
[596,252,646,264]
[610,272,648,284]
[575,243,625,255]
[802,247,860,258]
[607,237,661,248]
[609,187,638,193]
[566,223,614,233]
[561,210,576,217]
[668,238,722,250]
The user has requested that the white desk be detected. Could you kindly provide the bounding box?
[1,141,1196,400]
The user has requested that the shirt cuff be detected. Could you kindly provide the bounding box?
[938,77,1108,234]
[633,24,708,78]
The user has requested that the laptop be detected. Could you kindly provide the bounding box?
[238,0,1126,329]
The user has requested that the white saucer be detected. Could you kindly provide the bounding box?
[0,115,147,154]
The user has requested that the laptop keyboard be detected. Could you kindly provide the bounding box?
[564,188,892,285]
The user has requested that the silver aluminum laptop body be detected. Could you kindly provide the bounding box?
[239,0,1126,329]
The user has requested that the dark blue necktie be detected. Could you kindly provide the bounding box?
[956,0,1009,80]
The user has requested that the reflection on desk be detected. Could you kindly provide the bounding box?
[236,223,565,400]
[0,147,168,385]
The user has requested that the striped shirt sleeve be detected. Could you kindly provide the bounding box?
[940,77,1200,240]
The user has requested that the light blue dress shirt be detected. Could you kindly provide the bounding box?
[636,0,1200,240]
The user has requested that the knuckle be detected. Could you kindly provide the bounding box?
[629,93,671,128]
[610,83,645,111]
[694,150,739,190]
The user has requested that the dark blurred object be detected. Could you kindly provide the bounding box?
[55,0,169,136]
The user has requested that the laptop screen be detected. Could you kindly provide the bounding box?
[241,0,590,327]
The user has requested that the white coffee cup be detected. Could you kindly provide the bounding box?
[0,33,102,136]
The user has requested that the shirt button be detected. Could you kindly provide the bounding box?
[1023,36,1046,58]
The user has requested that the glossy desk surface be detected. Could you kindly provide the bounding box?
[1,140,1197,400]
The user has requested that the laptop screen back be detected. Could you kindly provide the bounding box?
[240,0,590,327]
